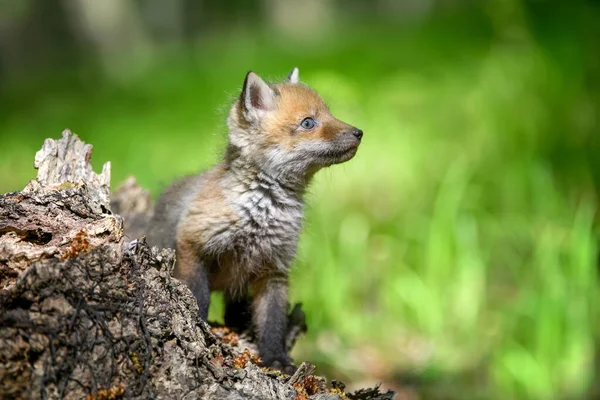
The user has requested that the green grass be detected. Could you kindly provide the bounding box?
[0,5,598,399]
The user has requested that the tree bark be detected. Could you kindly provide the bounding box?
[0,130,396,400]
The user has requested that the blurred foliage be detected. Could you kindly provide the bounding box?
[0,1,599,399]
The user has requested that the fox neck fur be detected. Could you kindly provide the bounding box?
[215,148,307,278]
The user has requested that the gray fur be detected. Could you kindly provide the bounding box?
[148,155,305,295]
[217,161,305,274]
[147,174,206,249]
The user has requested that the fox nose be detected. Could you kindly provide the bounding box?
[352,128,363,141]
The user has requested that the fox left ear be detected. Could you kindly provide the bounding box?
[241,71,276,120]
[286,67,300,84]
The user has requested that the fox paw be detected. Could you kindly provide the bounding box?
[263,358,297,375]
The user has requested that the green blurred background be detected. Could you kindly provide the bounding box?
[0,0,599,398]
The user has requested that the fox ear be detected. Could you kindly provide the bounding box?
[286,67,299,84]
[241,72,276,118]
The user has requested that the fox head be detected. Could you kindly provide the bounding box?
[227,68,362,182]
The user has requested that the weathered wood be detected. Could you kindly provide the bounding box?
[111,176,153,241]
[0,130,121,290]
[0,130,397,399]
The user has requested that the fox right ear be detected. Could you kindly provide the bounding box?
[286,67,299,84]
[240,71,276,120]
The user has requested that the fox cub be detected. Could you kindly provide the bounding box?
[148,68,363,373]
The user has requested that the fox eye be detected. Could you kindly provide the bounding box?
[300,117,316,130]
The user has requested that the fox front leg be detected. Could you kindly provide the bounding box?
[252,274,296,374]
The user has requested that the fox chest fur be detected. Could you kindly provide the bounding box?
[175,166,305,292]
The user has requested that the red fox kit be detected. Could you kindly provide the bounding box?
[148,68,362,372]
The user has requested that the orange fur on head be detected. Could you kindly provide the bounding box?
[261,84,354,149]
